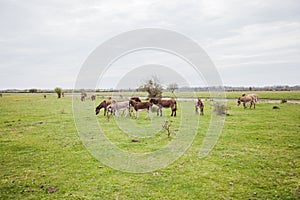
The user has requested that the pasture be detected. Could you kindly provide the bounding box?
[0,92,300,199]
[96,91,300,100]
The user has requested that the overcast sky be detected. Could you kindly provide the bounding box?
[0,0,299,89]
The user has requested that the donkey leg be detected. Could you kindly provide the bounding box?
[128,107,132,117]
[159,106,162,117]
[148,108,152,118]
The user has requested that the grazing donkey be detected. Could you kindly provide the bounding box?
[237,94,258,109]
[95,99,113,116]
[242,93,258,103]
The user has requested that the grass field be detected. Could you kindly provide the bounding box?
[93,91,300,100]
[0,92,300,199]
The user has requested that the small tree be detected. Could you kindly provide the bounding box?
[54,87,62,98]
[167,83,178,93]
[138,78,162,98]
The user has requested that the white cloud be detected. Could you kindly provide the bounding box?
[206,21,300,68]
[0,0,299,89]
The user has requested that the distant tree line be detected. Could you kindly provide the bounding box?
[1,85,300,93]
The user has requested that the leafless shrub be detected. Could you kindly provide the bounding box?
[162,120,172,137]
[213,102,226,115]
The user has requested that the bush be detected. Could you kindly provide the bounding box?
[138,78,162,98]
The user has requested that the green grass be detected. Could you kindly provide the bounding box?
[92,90,300,100]
[223,91,300,99]
[0,94,300,199]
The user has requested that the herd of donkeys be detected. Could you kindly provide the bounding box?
[93,93,258,118]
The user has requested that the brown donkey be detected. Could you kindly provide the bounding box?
[237,94,258,109]
[95,99,114,115]
[149,98,177,117]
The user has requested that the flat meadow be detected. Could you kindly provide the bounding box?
[0,91,299,199]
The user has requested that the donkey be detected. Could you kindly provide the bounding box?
[149,98,177,117]
[107,100,130,117]
[195,98,204,115]
[91,95,96,101]
[95,99,113,116]
[129,100,152,118]
[237,94,258,109]
[242,93,258,103]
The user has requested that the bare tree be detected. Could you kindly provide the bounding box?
[167,83,178,93]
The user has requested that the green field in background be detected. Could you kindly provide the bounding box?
[93,90,300,100]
